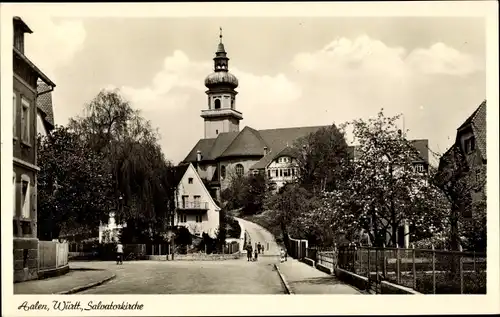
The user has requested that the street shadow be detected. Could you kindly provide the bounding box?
[70,268,105,272]
[293,276,341,286]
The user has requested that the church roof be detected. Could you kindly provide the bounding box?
[219,126,269,158]
[182,125,328,163]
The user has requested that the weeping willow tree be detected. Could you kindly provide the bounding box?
[68,89,176,242]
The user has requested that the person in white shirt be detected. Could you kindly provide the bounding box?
[116,242,124,265]
[280,248,286,263]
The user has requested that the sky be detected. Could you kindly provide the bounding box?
[15,13,486,165]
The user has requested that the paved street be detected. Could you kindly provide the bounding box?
[15,219,361,294]
[80,220,283,294]
[236,217,281,256]
[78,257,284,294]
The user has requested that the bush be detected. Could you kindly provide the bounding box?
[175,226,192,246]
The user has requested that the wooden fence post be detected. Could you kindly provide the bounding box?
[396,245,401,284]
[432,244,436,294]
[366,247,371,283]
[383,243,387,277]
[459,245,464,294]
[412,244,417,290]
[55,243,59,269]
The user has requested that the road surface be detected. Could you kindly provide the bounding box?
[236,217,280,256]
[79,219,284,294]
[77,256,283,294]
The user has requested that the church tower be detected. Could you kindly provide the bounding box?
[202,28,243,139]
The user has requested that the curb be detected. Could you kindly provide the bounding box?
[57,273,116,295]
[274,264,294,295]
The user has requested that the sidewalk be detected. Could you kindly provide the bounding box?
[14,264,115,294]
[277,259,362,294]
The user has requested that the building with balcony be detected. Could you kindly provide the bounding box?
[13,16,56,282]
[171,163,221,238]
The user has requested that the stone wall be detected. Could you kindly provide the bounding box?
[14,238,39,282]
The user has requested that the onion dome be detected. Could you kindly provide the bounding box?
[205,71,238,89]
[204,27,238,89]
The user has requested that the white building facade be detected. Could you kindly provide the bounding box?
[174,163,221,238]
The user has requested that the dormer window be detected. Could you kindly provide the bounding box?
[464,136,475,154]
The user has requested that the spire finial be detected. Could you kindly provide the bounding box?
[219,27,223,43]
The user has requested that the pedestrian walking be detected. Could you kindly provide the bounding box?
[280,248,286,263]
[116,242,124,265]
[254,248,258,261]
[257,242,262,254]
[246,244,253,262]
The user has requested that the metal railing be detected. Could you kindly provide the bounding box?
[309,244,486,294]
[180,201,208,209]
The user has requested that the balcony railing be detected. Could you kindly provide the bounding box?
[179,201,209,210]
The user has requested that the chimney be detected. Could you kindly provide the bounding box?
[196,150,202,162]
[13,17,33,54]
[263,146,268,155]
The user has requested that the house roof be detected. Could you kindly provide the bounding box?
[183,125,328,163]
[410,139,429,163]
[170,163,190,187]
[472,101,487,160]
[36,81,55,127]
[440,100,486,163]
[13,47,56,88]
[250,145,301,170]
[13,16,33,34]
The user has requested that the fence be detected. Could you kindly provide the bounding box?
[68,241,240,260]
[39,241,69,272]
[287,237,308,259]
[310,244,486,294]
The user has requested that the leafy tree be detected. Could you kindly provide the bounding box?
[341,111,448,247]
[339,111,446,245]
[221,171,268,215]
[294,124,351,193]
[67,89,176,241]
[264,183,314,249]
[37,126,114,240]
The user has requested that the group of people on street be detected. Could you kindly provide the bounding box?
[245,242,265,261]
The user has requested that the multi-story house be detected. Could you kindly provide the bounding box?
[250,146,300,192]
[172,163,221,238]
[13,16,56,282]
[438,100,486,218]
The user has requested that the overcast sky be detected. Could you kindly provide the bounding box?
[15,12,486,165]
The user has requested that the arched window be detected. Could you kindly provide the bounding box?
[214,99,221,109]
[231,99,234,109]
[220,165,226,179]
[235,164,244,177]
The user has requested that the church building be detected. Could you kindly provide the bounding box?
[182,30,329,199]
[182,31,430,202]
